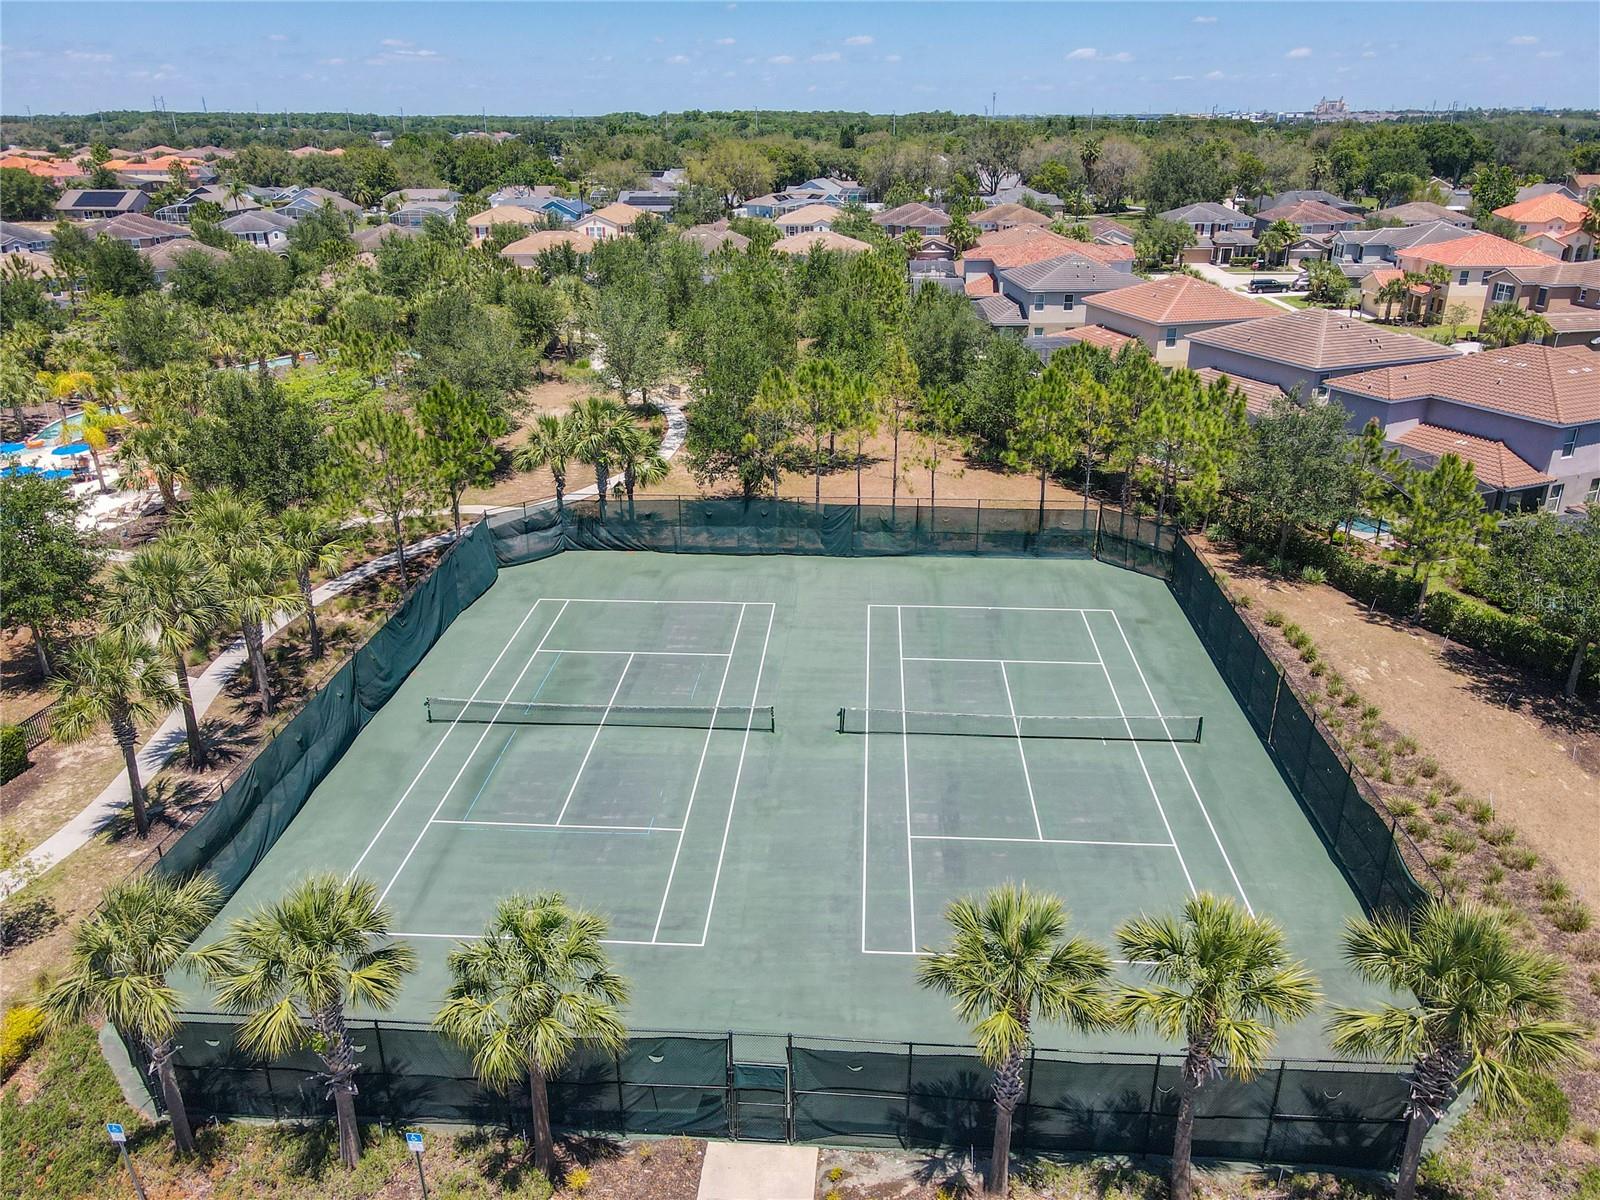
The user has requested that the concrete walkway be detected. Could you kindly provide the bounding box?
[697,1143,818,1200]
[0,394,688,897]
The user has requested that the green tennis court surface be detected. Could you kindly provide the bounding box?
[185,551,1386,1056]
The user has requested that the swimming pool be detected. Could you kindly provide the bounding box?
[33,406,132,442]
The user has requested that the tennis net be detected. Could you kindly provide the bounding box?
[836,707,1202,742]
[425,697,776,731]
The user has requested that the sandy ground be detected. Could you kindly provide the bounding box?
[1210,544,1599,908]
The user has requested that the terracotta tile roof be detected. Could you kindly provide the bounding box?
[1397,232,1558,269]
[972,293,1028,326]
[681,224,750,253]
[968,227,1133,269]
[778,203,843,227]
[1393,424,1552,490]
[588,202,647,227]
[1365,267,1405,288]
[1256,199,1359,226]
[1331,344,1600,425]
[1084,275,1276,325]
[1053,325,1137,352]
[976,225,1057,248]
[971,203,1052,227]
[964,274,997,297]
[466,205,545,228]
[0,154,83,180]
[872,202,949,229]
[1192,368,1288,418]
[1493,193,1588,225]
[771,230,872,255]
[998,254,1132,293]
[1188,307,1457,371]
[501,229,597,257]
[1536,303,1600,333]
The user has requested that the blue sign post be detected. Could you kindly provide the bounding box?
[405,1130,428,1198]
[106,1122,147,1199]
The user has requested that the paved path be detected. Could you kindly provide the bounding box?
[697,1144,818,1200]
[0,394,687,897]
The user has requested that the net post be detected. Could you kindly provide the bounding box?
[1194,715,1203,744]
[1142,1052,1162,1155]
[974,498,982,553]
[837,707,845,734]
[1262,1059,1287,1160]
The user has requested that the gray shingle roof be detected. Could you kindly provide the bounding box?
[998,254,1132,293]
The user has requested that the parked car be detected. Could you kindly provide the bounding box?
[1248,277,1292,293]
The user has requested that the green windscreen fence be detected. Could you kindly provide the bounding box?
[1169,538,1440,916]
[139,498,1419,1171]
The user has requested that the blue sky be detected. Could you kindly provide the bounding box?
[3,2,1596,117]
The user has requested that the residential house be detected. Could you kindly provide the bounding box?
[980,177,1062,210]
[734,192,812,219]
[84,213,189,249]
[1089,217,1137,246]
[1186,307,1457,397]
[1514,182,1578,204]
[1,250,63,293]
[0,221,53,254]
[799,176,869,204]
[1329,220,1476,275]
[1024,324,1140,361]
[279,187,362,221]
[352,223,421,254]
[0,154,85,184]
[1253,199,1362,237]
[500,229,596,267]
[970,203,1052,233]
[1371,202,1474,228]
[1082,276,1277,366]
[1250,189,1364,215]
[872,202,951,237]
[1358,268,1416,319]
[1327,343,1600,512]
[970,292,1030,331]
[1393,233,1559,321]
[680,222,751,255]
[106,155,214,190]
[142,239,229,284]
[220,210,295,252]
[486,185,589,223]
[617,189,677,215]
[153,185,261,224]
[54,188,149,219]
[1160,201,1254,240]
[771,230,871,256]
[994,255,1135,336]
[466,206,547,241]
[1190,368,1287,419]
[1491,193,1594,262]
[573,202,647,241]
[1482,259,1600,350]
[962,228,1135,286]
[1569,174,1600,201]
[382,188,461,207]
[775,203,843,237]
[390,199,459,228]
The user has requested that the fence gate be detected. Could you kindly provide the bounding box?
[729,1034,791,1142]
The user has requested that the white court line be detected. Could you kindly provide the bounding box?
[897,606,917,953]
[347,598,551,880]
[1079,611,1199,899]
[435,819,681,833]
[1108,611,1254,915]
[911,834,1174,847]
[554,652,637,825]
[869,604,1114,613]
[650,603,748,942]
[860,604,872,954]
[540,597,751,606]
[904,657,1100,666]
[695,602,778,945]
[998,661,1045,840]
[535,648,731,658]
[865,946,1151,965]
[392,931,703,947]
[376,600,573,903]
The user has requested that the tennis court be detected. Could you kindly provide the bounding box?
[185,549,1386,1056]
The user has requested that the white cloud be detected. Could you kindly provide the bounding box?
[1538,49,1564,57]
[715,37,735,45]
[1171,74,1195,81]
[1204,69,1226,80]
[1286,46,1312,58]
[267,33,288,42]
[1508,35,1538,45]
[1066,47,1097,59]
[1192,15,1218,23]
[845,34,874,45]
[381,38,411,48]
[810,51,840,62]
[767,53,794,64]
[319,57,345,66]
[1361,50,1378,58]
[1067,47,1132,62]
[884,53,901,63]
[64,49,114,62]
[667,54,691,64]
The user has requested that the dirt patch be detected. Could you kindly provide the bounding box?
[818,1147,981,1198]
[1204,540,1599,909]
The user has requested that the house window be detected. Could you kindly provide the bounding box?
[1033,327,1044,336]
[1587,478,1600,504]
[1535,286,1550,309]
[1481,271,1493,284]
[1064,294,1075,311]
[1491,283,1515,304]
[1561,428,1578,458]
[1034,297,1045,311]
[1457,270,1470,285]
[1164,327,1178,347]
[1545,483,1564,513]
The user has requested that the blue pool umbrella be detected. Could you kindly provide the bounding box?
[0,442,25,454]
[52,441,91,456]
[0,464,39,477]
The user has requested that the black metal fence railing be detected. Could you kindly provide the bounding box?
[1169,538,1442,914]
[147,1019,1408,1172]
[11,698,59,750]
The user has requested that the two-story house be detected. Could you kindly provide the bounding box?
[220,210,295,252]
[1080,276,1277,366]
[1159,202,1259,265]
[573,202,647,241]
[1253,199,1362,237]
[1249,189,1365,216]
[1483,259,1600,351]
[1370,202,1474,228]
[1492,193,1595,262]
[466,206,548,241]
[1329,220,1476,278]
[1328,343,1600,513]
[970,203,1052,233]
[775,203,842,237]
[871,202,950,238]
[990,255,1134,336]
[1394,233,1560,321]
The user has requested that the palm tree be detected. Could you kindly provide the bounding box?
[1480,301,1555,348]
[610,421,670,518]
[1328,900,1586,1200]
[1257,219,1301,268]
[107,539,225,769]
[184,493,305,717]
[41,874,222,1154]
[1115,894,1320,1200]
[1375,275,1410,324]
[1580,193,1600,241]
[513,413,576,517]
[50,630,180,838]
[75,401,127,493]
[567,397,629,521]
[276,508,348,661]
[436,893,630,1181]
[917,884,1114,1195]
[194,874,417,1170]
[1308,154,1332,191]
[1079,136,1102,199]
[117,398,191,508]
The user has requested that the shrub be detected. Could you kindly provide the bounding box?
[1550,900,1593,934]
[1499,846,1539,871]
[1300,565,1328,584]
[1393,735,1418,756]
[1402,817,1430,840]
[1418,757,1439,779]
[827,1166,845,1183]
[0,725,26,784]
[1483,823,1517,847]
[1577,1165,1600,1200]
[566,1166,592,1192]
[1441,828,1476,854]
[0,1005,47,1079]
[1468,801,1495,826]
[1263,609,1286,628]
[1535,877,1570,903]
[1388,798,1419,819]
